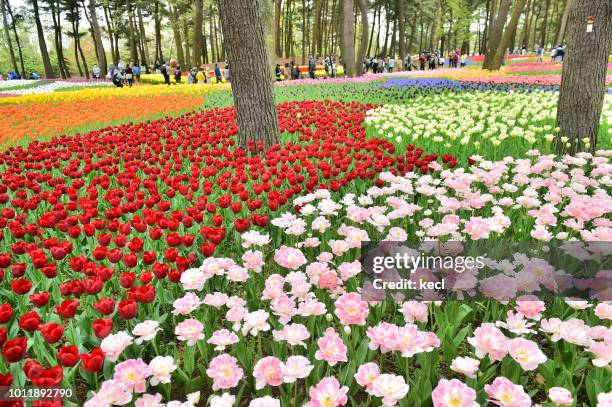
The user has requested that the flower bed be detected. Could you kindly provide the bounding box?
[463,74,612,86]
[0,100,462,404]
[506,61,612,73]
[0,84,212,105]
[364,91,605,159]
[0,80,112,96]
[56,148,612,406]
[0,94,206,146]
[380,77,561,92]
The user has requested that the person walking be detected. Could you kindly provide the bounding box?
[292,63,300,80]
[214,63,223,83]
[460,53,467,68]
[161,61,170,85]
[388,57,396,73]
[174,65,182,83]
[275,64,282,81]
[419,54,426,70]
[92,64,101,79]
[404,54,412,71]
[132,63,141,83]
[196,67,206,84]
[284,63,291,81]
[535,44,545,63]
[308,56,316,79]
[125,63,134,87]
[224,63,231,82]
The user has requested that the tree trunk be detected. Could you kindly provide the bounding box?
[397,0,405,60]
[555,0,574,45]
[389,15,397,56]
[209,7,216,63]
[154,0,163,63]
[202,13,208,64]
[407,17,416,54]
[313,0,322,55]
[192,0,203,67]
[483,0,498,54]
[217,0,280,152]
[382,4,390,56]
[183,20,191,66]
[367,3,378,57]
[555,0,611,154]
[355,0,368,74]
[4,0,25,77]
[274,0,282,57]
[341,0,355,75]
[32,0,55,78]
[539,0,550,46]
[481,0,490,54]
[76,11,89,78]
[429,0,441,51]
[88,0,107,74]
[71,18,83,77]
[491,0,528,69]
[0,0,18,74]
[304,0,311,62]
[168,0,185,66]
[284,0,292,58]
[418,12,423,52]
[483,0,512,69]
[50,0,70,78]
[301,0,306,61]
[126,0,138,64]
[521,0,531,47]
[137,7,150,67]
[103,5,117,65]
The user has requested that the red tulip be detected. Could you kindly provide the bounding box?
[92,319,113,338]
[55,299,78,319]
[39,323,64,344]
[57,345,79,367]
[80,348,104,372]
[11,278,32,295]
[31,366,62,387]
[119,272,136,288]
[2,336,27,362]
[0,372,12,386]
[18,311,41,332]
[0,253,11,268]
[30,292,50,307]
[234,218,250,233]
[24,360,43,379]
[0,304,13,323]
[118,299,137,320]
[10,263,26,277]
[133,285,155,303]
[0,326,7,348]
[200,242,216,257]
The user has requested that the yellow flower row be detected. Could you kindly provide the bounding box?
[0,83,229,105]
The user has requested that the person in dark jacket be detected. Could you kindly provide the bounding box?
[160,61,170,85]
[174,65,182,83]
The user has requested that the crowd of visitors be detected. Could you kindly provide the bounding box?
[2,43,560,85]
[151,60,230,86]
[107,62,144,87]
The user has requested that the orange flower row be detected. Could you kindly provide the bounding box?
[0,94,205,146]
